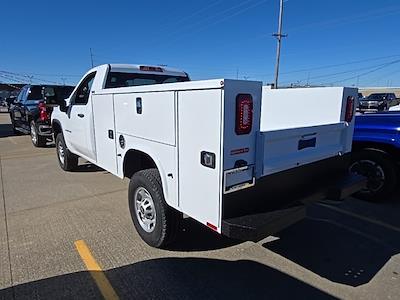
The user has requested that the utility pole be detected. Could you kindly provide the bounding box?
[27,75,33,84]
[273,0,287,89]
[90,48,94,68]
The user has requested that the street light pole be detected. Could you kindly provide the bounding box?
[273,0,287,89]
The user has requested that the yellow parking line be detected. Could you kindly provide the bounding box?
[74,240,119,300]
[317,203,400,234]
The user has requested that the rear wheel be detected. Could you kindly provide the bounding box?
[10,117,20,135]
[56,133,78,171]
[128,168,181,248]
[30,121,47,147]
[350,149,398,202]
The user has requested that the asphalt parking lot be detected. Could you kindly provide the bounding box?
[0,113,399,300]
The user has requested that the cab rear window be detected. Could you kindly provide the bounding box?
[27,86,43,100]
[105,72,189,89]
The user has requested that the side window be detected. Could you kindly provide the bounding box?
[16,87,27,102]
[72,72,96,105]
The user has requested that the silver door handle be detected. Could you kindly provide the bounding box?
[77,114,84,118]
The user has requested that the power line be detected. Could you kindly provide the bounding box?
[148,0,265,46]
[280,54,400,75]
[0,79,22,90]
[286,5,400,33]
[0,70,62,85]
[320,60,400,85]
[280,60,400,85]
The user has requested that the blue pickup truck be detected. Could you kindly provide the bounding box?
[351,112,400,201]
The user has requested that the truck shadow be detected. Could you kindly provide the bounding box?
[0,258,338,300]
[263,200,400,287]
[0,124,15,138]
[72,162,105,173]
[168,218,241,251]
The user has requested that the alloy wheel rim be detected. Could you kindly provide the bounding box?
[350,159,385,192]
[58,140,65,165]
[31,123,37,144]
[134,187,156,233]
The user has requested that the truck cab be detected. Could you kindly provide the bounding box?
[52,64,365,248]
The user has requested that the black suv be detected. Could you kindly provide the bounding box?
[10,85,74,147]
[358,93,397,112]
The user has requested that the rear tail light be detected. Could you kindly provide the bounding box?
[345,96,355,123]
[38,102,49,121]
[235,94,253,135]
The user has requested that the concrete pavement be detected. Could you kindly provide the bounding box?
[0,113,399,299]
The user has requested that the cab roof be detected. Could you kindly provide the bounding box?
[106,64,188,77]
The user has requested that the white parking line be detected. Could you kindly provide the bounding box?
[316,203,400,234]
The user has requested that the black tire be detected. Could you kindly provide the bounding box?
[55,133,78,171]
[128,168,181,248]
[12,125,19,135]
[350,149,398,202]
[10,117,20,135]
[30,120,47,147]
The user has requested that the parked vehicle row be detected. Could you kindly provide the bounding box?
[9,84,74,146]
[1,95,17,111]
[358,93,398,113]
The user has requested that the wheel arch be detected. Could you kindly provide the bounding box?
[122,148,173,207]
[352,141,400,164]
[52,119,63,138]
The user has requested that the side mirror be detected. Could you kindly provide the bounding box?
[59,99,68,113]
[42,87,68,112]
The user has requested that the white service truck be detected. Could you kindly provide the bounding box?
[49,64,365,248]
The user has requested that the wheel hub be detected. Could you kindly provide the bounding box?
[350,159,385,192]
[58,141,65,164]
[134,187,156,233]
[31,123,37,144]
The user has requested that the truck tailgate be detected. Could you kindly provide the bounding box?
[256,122,350,177]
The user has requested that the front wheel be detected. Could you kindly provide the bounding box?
[55,133,78,171]
[30,121,47,147]
[128,168,181,248]
[350,149,398,202]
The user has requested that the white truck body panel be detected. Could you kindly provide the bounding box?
[114,91,176,146]
[52,64,359,237]
[257,86,357,177]
[177,89,223,228]
[92,94,118,174]
[90,80,261,230]
[261,87,350,130]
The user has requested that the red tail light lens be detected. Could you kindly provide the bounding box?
[38,102,49,121]
[345,96,355,123]
[235,94,253,135]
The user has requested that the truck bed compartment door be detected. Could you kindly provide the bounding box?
[256,122,348,178]
[177,89,223,230]
[92,94,118,175]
